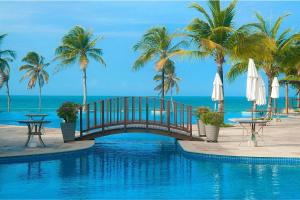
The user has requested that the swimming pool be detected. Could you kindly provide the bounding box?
[1,133,300,199]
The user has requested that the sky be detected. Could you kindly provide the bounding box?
[0,0,299,97]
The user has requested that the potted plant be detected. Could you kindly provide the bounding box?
[194,107,211,136]
[57,102,80,142]
[201,112,223,142]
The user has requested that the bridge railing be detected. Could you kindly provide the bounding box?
[78,96,193,137]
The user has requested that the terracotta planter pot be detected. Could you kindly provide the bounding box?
[197,120,206,136]
[60,122,75,142]
[205,125,219,142]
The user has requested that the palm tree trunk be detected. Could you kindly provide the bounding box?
[217,60,224,115]
[267,76,273,118]
[298,91,300,108]
[161,68,165,110]
[5,81,10,112]
[162,68,165,100]
[285,83,289,114]
[170,87,174,112]
[38,82,42,112]
[83,69,87,110]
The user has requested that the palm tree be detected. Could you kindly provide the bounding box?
[0,34,16,112]
[19,52,50,111]
[0,70,11,112]
[186,0,265,114]
[55,26,106,108]
[280,46,300,110]
[153,60,180,111]
[133,26,186,102]
[227,13,300,115]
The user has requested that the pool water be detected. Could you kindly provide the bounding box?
[1,133,300,199]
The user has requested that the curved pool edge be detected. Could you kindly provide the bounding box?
[177,140,300,164]
[0,140,95,164]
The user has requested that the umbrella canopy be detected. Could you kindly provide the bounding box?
[212,73,223,101]
[256,75,266,105]
[271,77,280,99]
[246,58,259,101]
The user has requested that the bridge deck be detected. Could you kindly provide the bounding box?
[77,123,204,141]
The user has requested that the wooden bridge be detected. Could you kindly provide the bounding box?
[77,96,202,141]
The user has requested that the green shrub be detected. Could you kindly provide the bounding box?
[200,112,223,126]
[57,102,80,123]
[194,106,211,119]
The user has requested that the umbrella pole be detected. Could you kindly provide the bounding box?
[252,101,255,121]
[274,98,277,114]
[252,101,255,134]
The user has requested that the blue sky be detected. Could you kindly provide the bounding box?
[0,0,299,96]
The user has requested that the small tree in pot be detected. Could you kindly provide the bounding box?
[195,107,210,137]
[201,112,223,142]
[57,102,80,142]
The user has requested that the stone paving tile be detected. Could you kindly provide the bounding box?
[179,115,300,158]
[0,125,94,158]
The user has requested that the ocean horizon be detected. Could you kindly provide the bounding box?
[0,95,290,127]
[0,95,289,112]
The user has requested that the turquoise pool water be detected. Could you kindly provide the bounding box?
[1,133,300,199]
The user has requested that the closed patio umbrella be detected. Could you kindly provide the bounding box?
[271,77,280,113]
[246,58,259,120]
[211,73,223,111]
[256,75,266,106]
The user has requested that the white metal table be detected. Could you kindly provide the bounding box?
[18,120,50,147]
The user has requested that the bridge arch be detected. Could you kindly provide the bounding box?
[77,96,202,141]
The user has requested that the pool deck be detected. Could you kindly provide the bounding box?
[0,115,299,160]
[0,125,94,158]
[179,115,300,158]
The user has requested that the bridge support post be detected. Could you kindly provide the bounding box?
[93,102,97,128]
[101,100,105,133]
[79,107,82,137]
[139,97,142,123]
[124,97,128,131]
[189,106,193,138]
[86,104,90,130]
[146,97,149,129]
[167,101,170,132]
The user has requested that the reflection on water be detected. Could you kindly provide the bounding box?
[0,133,300,199]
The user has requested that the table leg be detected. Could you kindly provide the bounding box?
[239,123,249,146]
[38,122,46,147]
[38,135,46,147]
[25,124,32,147]
[256,124,265,145]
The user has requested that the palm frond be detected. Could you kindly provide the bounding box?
[0,50,16,59]
[22,52,40,66]
[189,2,214,27]
[55,25,105,70]
[255,12,269,34]
[88,51,106,67]
[20,52,50,89]
[19,64,34,71]
[272,13,290,39]
[132,49,156,71]
[227,62,248,81]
